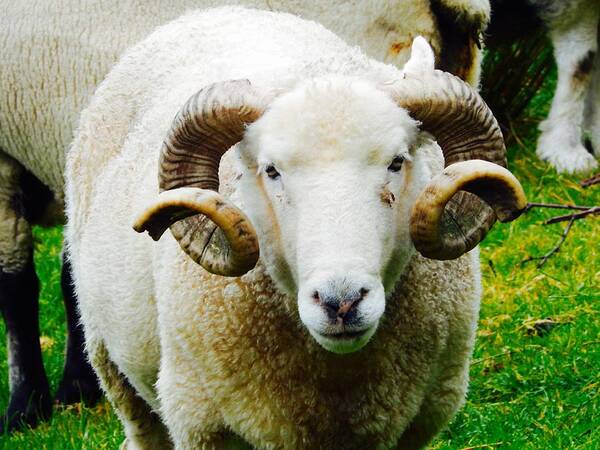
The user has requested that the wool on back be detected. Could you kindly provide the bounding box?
[0,0,439,201]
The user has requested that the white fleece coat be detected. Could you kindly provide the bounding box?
[66,7,481,449]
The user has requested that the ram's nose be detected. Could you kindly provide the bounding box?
[313,287,367,325]
[298,274,385,354]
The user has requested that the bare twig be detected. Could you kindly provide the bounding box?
[508,117,528,151]
[580,172,600,188]
[545,207,600,224]
[521,200,598,266]
[524,202,593,212]
[521,217,576,268]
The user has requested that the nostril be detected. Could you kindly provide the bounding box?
[322,299,340,320]
[312,285,369,322]
[312,291,321,304]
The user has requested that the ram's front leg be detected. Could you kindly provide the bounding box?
[397,269,479,450]
[537,9,599,173]
[395,359,470,450]
[157,345,251,450]
[0,152,51,432]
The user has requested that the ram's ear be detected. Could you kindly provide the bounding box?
[402,36,435,76]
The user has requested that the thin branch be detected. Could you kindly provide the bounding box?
[507,116,528,151]
[580,172,600,188]
[520,200,598,267]
[524,202,593,212]
[545,207,600,224]
[521,217,576,268]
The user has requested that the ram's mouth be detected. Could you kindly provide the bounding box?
[321,329,367,340]
[309,324,378,354]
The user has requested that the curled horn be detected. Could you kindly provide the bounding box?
[134,79,272,276]
[381,71,526,259]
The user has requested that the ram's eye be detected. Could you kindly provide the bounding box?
[388,155,405,172]
[265,164,281,179]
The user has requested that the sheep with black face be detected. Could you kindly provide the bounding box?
[65,7,525,449]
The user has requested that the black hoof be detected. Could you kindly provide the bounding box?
[54,371,102,406]
[0,386,52,434]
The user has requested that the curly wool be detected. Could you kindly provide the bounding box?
[153,249,480,449]
[66,7,483,449]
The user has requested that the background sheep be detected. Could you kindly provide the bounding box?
[0,0,490,431]
[533,0,600,173]
[487,0,600,173]
[66,7,525,449]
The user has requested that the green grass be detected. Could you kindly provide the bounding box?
[1,77,598,449]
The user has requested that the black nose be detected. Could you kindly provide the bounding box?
[313,287,368,325]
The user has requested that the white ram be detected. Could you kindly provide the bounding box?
[0,0,489,431]
[66,7,525,449]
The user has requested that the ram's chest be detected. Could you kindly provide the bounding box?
[175,260,459,449]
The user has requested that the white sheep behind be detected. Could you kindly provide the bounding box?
[66,6,524,449]
[1,0,488,204]
[530,0,600,172]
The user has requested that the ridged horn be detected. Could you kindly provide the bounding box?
[381,70,526,259]
[134,79,271,276]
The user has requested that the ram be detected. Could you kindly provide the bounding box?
[66,7,525,449]
[0,0,489,431]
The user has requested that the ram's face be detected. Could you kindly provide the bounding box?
[135,38,525,355]
[240,78,434,353]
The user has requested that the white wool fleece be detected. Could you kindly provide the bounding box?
[0,0,488,208]
[66,7,483,449]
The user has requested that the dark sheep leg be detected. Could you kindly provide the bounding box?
[54,253,102,406]
[0,252,51,433]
